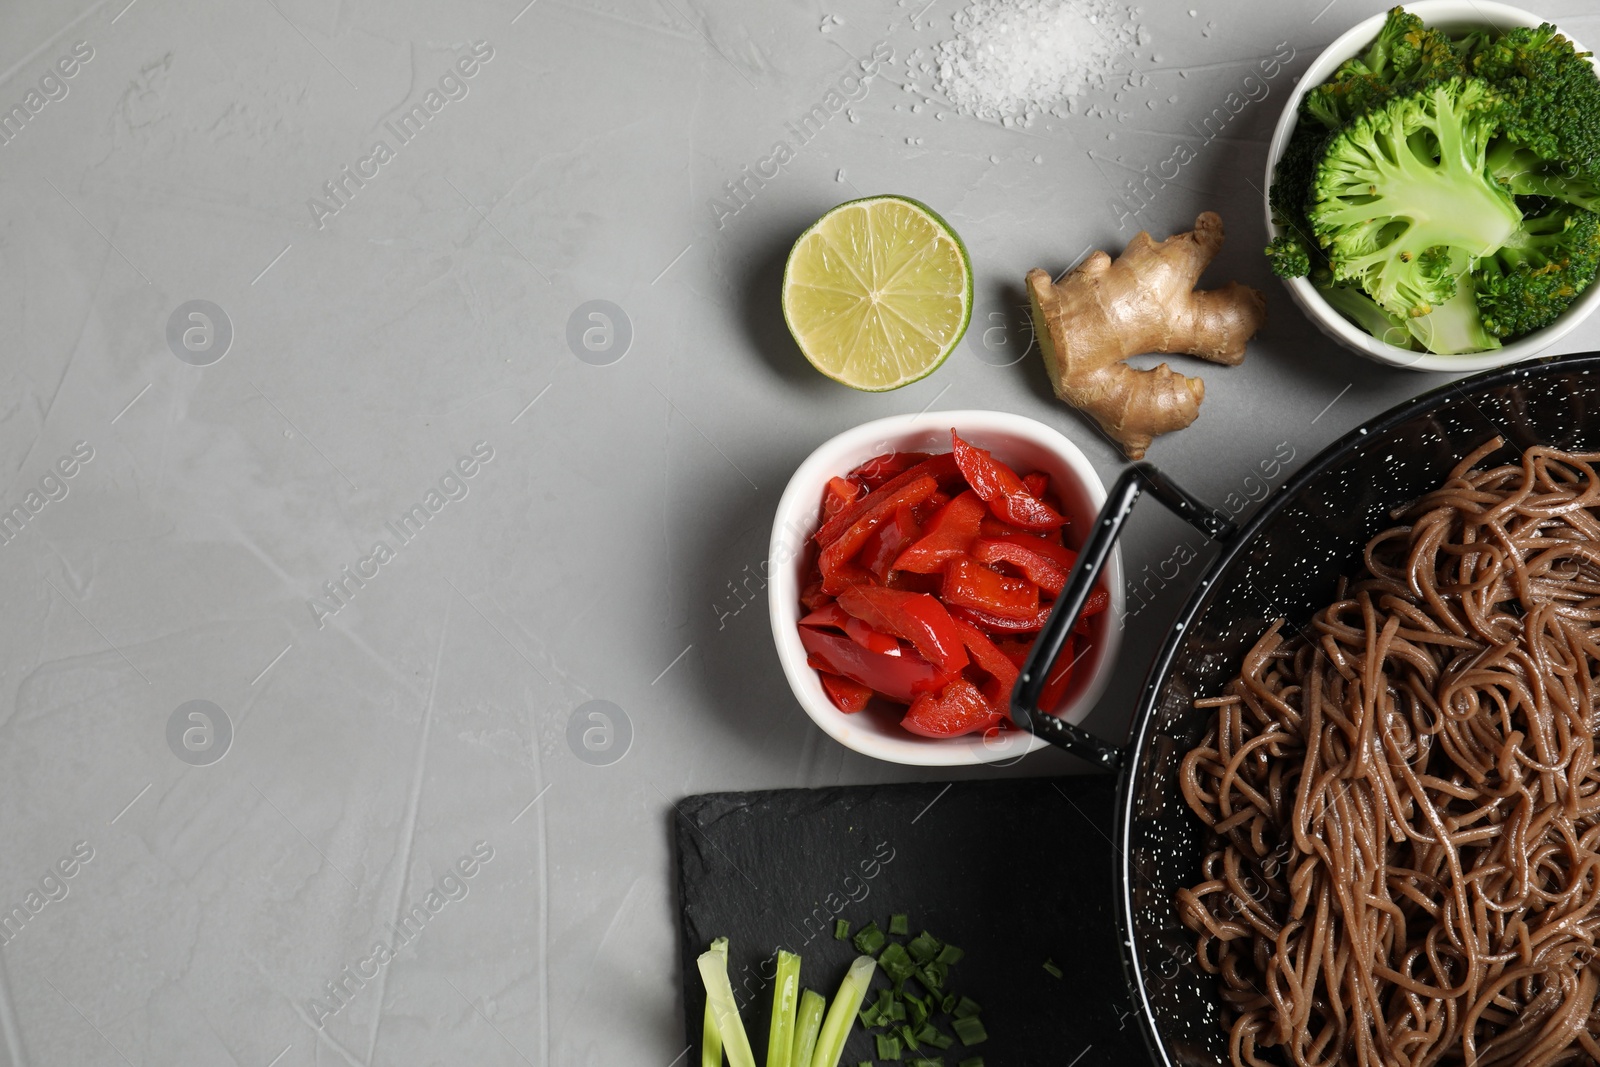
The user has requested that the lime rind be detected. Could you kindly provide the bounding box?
[782,195,973,392]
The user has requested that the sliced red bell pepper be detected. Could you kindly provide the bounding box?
[1038,634,1078,712]
[816,454,958,548]
[950,430,1065,531]
[798,602,900,655]
[950,616,1020,709]
[849,451,933,490]
[893,491,986,574]
[901,677,1005,738]
[821,476,860,522]
[799,627,947,704]
[819,671,873,713]
[819,476,938,594]
[885,569,943,596]
[978,528,1077,568]
[837,585,969,676]
[992,635,1034,669]
[942,557,1039,619]
[1022,471,1050,499]
[859,503,918,581]
[980,514,1065,546]
[913,491,950,525]
[972,537,1072,595]
[951,586,1108,636]
[799,573,831,612]
[949,603,1052,634]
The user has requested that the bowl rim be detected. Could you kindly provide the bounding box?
[767,409,1125,767]
[1263,0,1600,371]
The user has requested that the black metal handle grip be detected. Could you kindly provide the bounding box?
[1009,463,1237,770]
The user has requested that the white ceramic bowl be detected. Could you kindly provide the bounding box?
[1264,0,1600,371]
[768,410,1124,767]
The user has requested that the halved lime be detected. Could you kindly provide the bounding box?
[782,195,972,392]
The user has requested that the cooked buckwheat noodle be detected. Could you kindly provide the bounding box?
[1177,440,1600,1067]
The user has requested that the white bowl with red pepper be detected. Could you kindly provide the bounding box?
[769,410,1125,767]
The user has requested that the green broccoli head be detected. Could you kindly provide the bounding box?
[1265,234,1312,279]
[1310,78,1523,318]
[1472,23,1600,181]
[1301,7,1471,131]
[1474,206,1600,339]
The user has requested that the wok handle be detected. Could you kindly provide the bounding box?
[1009,462,1238,770]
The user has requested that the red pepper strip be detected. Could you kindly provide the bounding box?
[819,476,938,594]
[800,576,831,612]
[798,602,900,656]
[993,635,1034,669]
[949,603,1052,634]
[885,569,942,596]
[799,627,947,704]
[901,677,1005,738]
[951,586,1108,637]
[1022,472,1050,499]
[859,504,919,581]
[821,476,860,522]
[950,617,1019,711]
[1038,634,1078,712]
[816,454,958,548]
[972,538,1070,595]
[819,671,873,713]
[913,491,950,526]
[942,556,1039,619]
[978,529,1077,569]
[950,430,1065,530]
[893,491,987,574]
[849,451,933,490]
[837,585,969,676]
[980,515,1065,545]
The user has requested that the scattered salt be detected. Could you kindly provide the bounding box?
[932,0,1144,123]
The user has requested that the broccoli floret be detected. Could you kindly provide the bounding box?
[1472,23,1600,184]
[1406,281,1502,354]
[1301,7,1471,131]
[1488,140,1600,214]
[1474,206,1600,338]
[1313,269,1415,348]
[1265,235,1312,279]
[1266,122,1327,277]
[1309,78,1522,318]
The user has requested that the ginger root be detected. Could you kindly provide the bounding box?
[1026,211,1266,460]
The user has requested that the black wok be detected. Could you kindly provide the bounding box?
[1008,353,1600,1066]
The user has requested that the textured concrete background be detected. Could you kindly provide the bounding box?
[1,0,1597,1064]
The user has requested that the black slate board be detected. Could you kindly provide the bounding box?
[674,775,1150,1065]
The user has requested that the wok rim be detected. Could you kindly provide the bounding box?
[1112,351,1600,1066]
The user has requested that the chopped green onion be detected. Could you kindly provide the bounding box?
[935,945,963,966]
[889,914,909,936]
[809,955,877,1067]
[792,990,825,1067]
[834,919,850,940]
[907,932,941,964]
[898,1024,921,1052]
[878,942,915,984]
[908,1059,945,1067]
[918,964,945,992]
[924,1031,953,1051]
[887,998,907,1022]
[1042,959,1063,979]
[940,994,956,1014]
[903,991,928,1027]
[952,1016,987,1046]
[702,940,726,1067]
[860,1002,882,1029]
[853,921,885,956]
[877,1032,903,1060]
[767,950,801,1067]
[953,997,981,1019]
[697,940,759,1067]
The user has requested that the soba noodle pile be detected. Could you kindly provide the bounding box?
[1177,441,1600,1067]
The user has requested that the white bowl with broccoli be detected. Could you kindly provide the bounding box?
[1264,1,1600,370]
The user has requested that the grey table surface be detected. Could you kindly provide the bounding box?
[2,0,1598,1064]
